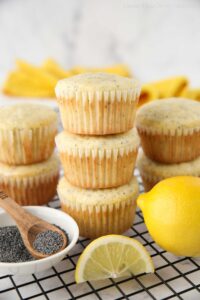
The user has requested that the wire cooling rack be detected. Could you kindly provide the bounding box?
[0,170,200,300]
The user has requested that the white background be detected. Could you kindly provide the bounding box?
[0,1,200,299]
[0,0,200,86]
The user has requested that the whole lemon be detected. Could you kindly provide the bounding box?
[137,176,200,257]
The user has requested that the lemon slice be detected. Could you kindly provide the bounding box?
[75,235,154,283]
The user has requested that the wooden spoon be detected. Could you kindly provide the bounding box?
[0,191,68,259]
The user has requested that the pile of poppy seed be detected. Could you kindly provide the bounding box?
[0,226,34,263]
[33,230,64,255]
[0,225,67,263]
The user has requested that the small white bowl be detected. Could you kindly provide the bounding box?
[0,206,79,275]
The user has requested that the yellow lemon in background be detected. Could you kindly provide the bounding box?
[137,176,200,257]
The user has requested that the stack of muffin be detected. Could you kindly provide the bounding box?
[0,103,59,205]
[55,73,141,238]
[136,98,200,191]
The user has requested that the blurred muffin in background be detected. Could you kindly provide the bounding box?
[137,149,200,191]
[0,103,58,165]
[136,98,200,164]
[0,154,59,205]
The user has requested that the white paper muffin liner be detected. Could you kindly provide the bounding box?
[137,150,200,191]
[137,127,200,163]
[0,170,59,205]
[0,122,57,165]
[137,125,200,136]
[60,195,137,238]
[59,147,138,188]
[57,88,140,135]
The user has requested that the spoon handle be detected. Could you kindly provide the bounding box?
[0,191,40,230]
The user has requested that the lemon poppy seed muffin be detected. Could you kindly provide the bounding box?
[55,73,141,135]
[56,128,140,189]
[0,154,59,205]
[0,103,58,165]
[137,150,200,191]
[136,98,200,163]
[57,176,139,238]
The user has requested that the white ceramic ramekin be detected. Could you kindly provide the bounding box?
[0,206,79,275]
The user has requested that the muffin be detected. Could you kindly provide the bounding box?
[0,154,59,205]
[136,98,200,163]
[0,104,58,165]
[57,176,139,238]
[55,73,140,135]
[137,149,200,191]
[56,128,140,189]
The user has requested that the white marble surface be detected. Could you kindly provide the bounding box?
[0,1,200,299]
[0,0,200,86]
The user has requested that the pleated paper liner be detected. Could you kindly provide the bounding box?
[0,123,57,165]
[57,176,139,238]
[137,127,200,164]
[57,88,140,135]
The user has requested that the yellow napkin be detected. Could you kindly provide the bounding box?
[138,84,160,107]
[180,88,200,101]
[2,59,200,104]
[138,76,189,106]
[2,59,132,97]
[3,71,55,97]
[42,59,72,78]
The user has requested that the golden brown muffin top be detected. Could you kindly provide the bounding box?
[136,98,200,135]
[0,103,57,129]
[57,176,139,205]
[55,128,140,154]
[137,149,200,180]
[55,72,140,101]
[0,154,59,178]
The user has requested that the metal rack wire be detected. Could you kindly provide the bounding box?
[0,170,200,300]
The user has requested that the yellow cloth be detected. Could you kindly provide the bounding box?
[3,71,55,97]
[2,60,199,103]
[138,76,189,106]
[42,59,71,78]
[138,84,160,107]
[2,59,132,97]
[180,88,200,101]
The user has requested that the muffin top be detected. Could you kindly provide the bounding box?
[57,176,139,205]
[0,154,59,178]
[137,149,200,179]
[0,104,57,129]
[56,128,140,155]
[136,98,200,135]
[55,72,140,100]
